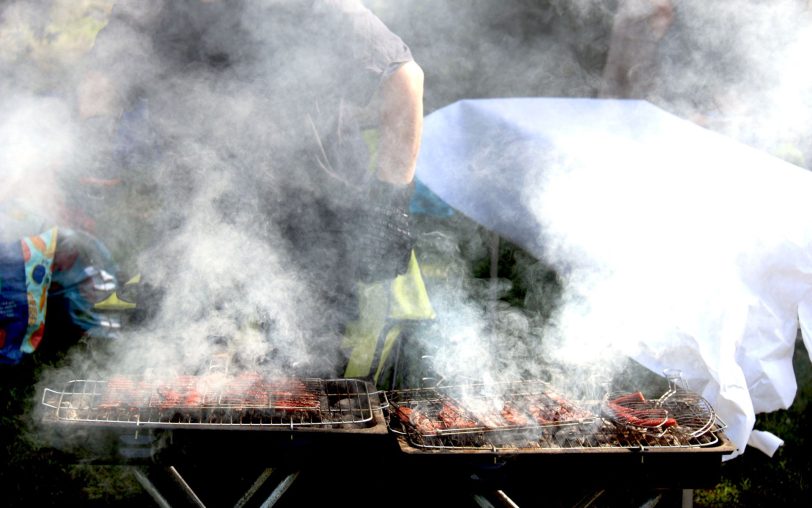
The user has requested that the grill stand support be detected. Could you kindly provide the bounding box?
[233,468,274,508]
[682,489,694,508]
[257,471,300,508]
[128,466,301,508]
[473,490,521,508]
[131,468,172,508]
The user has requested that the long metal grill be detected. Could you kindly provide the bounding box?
[389,380,594,449]
[387,381,726,451]
[42,377,376,429]
[394,419,726,452]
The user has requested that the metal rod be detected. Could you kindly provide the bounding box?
[389,326,404,391]
[473,494,497,508]
[640,494,662,508]
[369,320,397,383]
[573,489,605,508]
[493,490,520,508]
[45,378,375,427]
[233,468,275,508]
[167,466,207,508]
[258,471,300,508]
[489,232,500,320]
[130,467,172,508]
[682,489,694,508]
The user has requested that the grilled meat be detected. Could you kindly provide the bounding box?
[438,402,479,429]
[500,402,531,426]
[395,405,440,435]
[607,392,678,429]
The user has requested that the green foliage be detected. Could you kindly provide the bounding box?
[694,478,745,507]
[469,232,563,318]
[69,466,146,504]
[694,337,812,507]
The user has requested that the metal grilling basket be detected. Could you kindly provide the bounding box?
[42,376,378,429]
[387,380,596,450]
[601,369,726,440]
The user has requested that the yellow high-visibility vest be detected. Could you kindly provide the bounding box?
[342,251,435,384]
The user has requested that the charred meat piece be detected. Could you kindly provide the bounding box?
[607,392,678,429]
[175,375,204,407]
[222,372,267,407]
[500,402,531,426]
[608,401,677,428]
[521,392,592,425]
[98,376,136,409]
[395,405,441,435]
[99,376,151,410]
[611,391,646,405]
[268,379,319,410]
[545,392,593,420]
[438,402,479,430]
[152,375,209,409]
[528,401,559,424]
[155,382,184,409]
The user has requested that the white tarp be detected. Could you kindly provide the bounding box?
[415,97,812,459]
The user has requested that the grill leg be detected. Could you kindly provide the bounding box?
[682,489,694,508]
[129,466,207,508]
[257,471,300,508]
[473,494,496,508]
[167,466,207,508]
[473,490,521,508]
[131,467,172,508]
[493,490,520,508]
[233,468,275,508]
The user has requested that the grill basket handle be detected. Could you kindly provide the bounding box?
[370,390,390,411]
[41,388,63,409]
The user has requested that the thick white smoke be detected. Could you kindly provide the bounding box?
[2,0,810,407]
[2,1,379,380]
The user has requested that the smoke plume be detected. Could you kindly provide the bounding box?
[1,0,810,418]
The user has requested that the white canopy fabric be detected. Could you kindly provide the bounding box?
[415,97,812,459]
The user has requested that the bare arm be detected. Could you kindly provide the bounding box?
[600,0,674,98]
[374,60,425,186]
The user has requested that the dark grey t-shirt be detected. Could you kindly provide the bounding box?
[84,0,414,334]
[90,0,412,187]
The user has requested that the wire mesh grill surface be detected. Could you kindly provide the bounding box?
[394,418,724,451]
[42,377,376,428]
[601,389,725,440]
[388,381,604,449]
[388,381,725,452]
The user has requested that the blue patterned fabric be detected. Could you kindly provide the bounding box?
[0,228,58,364]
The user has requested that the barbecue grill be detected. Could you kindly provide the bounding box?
[386,379,728,452]
[39,373,393,507]
[42,377,380,432]
[387,380,596,449]
[38,374,736,507]
[383,378,735,508]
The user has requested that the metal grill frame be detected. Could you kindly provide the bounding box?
[601,389,727,440]
[387,380,599,447]
[391,416,726,452]
[42,378,378,430]
[387,381,728,452]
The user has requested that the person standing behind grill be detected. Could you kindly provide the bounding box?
[74,0,433,380]
[599,0,675,100]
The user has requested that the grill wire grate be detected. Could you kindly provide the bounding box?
[42,377,376,428]
[387,381,726,451]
